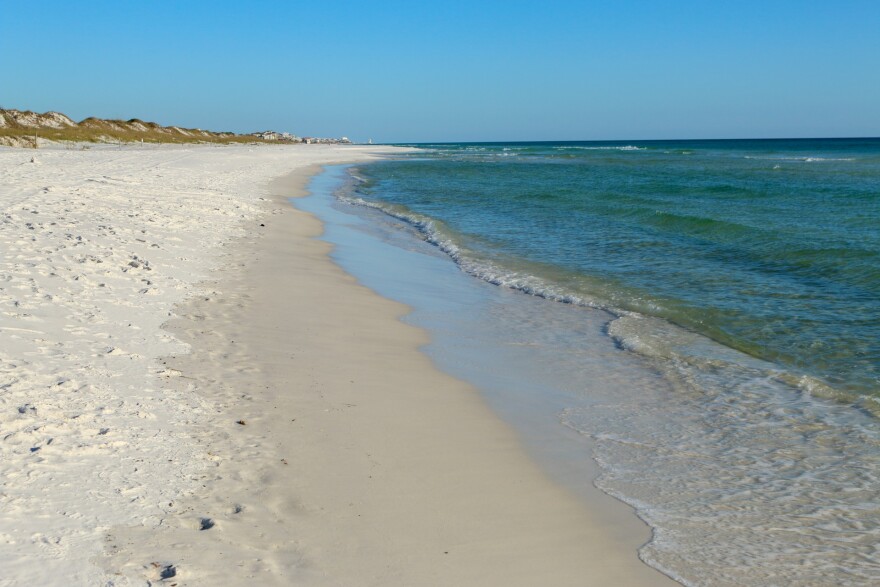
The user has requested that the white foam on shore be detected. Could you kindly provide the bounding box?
[0,143,399,585]
[339,192,608,308]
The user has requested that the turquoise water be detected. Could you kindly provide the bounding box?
[351,139,880,403]
[320,142,880,585]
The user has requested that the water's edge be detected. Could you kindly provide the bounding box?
[294,164,686,583]
[296,163,880,587]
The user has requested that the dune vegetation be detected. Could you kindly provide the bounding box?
[0,108,269,147]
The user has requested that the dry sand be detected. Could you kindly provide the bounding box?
[0,143,677,585]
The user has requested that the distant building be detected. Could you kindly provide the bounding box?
[253,131,279,141]
[248,131,348,145]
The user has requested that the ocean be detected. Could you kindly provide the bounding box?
[299,139,880,586]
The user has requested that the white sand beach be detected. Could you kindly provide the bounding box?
[0,143,675,586]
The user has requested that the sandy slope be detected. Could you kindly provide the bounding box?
[0,143,400,585]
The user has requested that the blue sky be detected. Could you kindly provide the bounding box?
[2,1,878,142]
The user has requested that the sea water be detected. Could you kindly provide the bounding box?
[300,138,880,586]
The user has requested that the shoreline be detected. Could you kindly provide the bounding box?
[0,144,676,585]
[124,162,676,585]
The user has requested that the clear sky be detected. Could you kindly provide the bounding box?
[2,1,878,143]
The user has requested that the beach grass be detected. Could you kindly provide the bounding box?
[0,110,267,147]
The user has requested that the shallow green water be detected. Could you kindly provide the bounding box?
[353,139,880,400]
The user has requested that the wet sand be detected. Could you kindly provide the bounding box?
[131,164,677,585]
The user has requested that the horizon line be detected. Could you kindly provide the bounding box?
[384,136,880,145]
